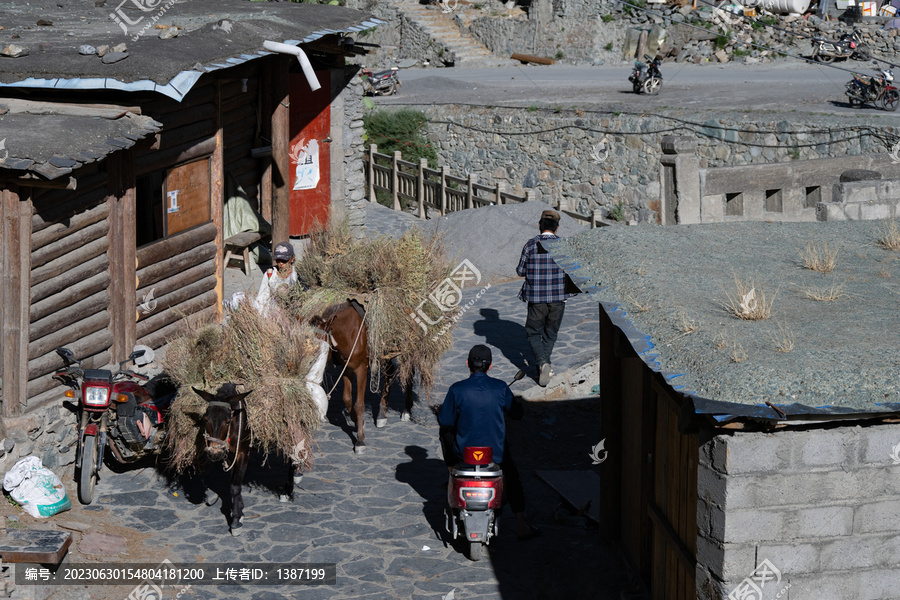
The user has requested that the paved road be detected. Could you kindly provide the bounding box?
[22,208,621,600]
[379,60,898,117]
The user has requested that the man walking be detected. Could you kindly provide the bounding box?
[516,209,574,387]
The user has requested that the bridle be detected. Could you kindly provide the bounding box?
[203,400,243,472]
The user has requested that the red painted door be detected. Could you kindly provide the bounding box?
[288,71,331,236]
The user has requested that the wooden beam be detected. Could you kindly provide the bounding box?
[212,78,225,319]
[1,185,31,417]
[510,53,556,65]
[106,150,136,364]
[647,501,697,574]
[0,98,140,118]
[0,176,77,190]
[271,56,291,247]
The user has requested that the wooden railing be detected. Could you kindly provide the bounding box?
[367,144,610,227]
[367,144,531,219]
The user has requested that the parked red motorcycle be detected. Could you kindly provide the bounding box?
[813,29,869,63]
[845,64,899,111]
[53,347,177,504]
[360,66,401,96]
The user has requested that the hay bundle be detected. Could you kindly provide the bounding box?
[292,221,456,396]
[162,305,321,474]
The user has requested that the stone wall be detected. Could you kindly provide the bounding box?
[697,424,900,600]
[333,67,369,237]
[415,105,898,224]
[819,177,900,221]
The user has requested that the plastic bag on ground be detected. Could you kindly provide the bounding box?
[3,456,72,518]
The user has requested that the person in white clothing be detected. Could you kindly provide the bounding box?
[253,241,298,317]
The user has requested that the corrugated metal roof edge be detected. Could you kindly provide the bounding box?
[0,19,385,102]
[545,238,900,424]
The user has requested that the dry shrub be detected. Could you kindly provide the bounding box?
[798,241,838,273]
[730,341,747,363]
[724,274,775,321]
[292,219,456,397]
[162,306,320,474]
[713,331,728,350]
[801,279,848,302]
[676,310,699,334]
[771,321,795,353]
[878,218,900,251]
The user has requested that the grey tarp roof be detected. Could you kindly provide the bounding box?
[547,221,900,422]
[0,0,380,98]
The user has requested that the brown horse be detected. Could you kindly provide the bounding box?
[312,301,414,454]
[192,385,300,535]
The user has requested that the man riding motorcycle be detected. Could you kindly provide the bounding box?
[437,344,539,541]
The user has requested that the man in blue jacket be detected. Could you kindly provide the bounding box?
[438,344,539,540]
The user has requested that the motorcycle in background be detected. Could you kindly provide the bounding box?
[813,29,869,63]
[53,347,178,504]
[629,55,663,95]
[845,63,899,111]
[360,66,401,96]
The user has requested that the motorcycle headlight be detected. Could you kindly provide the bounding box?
[83,386,110,406]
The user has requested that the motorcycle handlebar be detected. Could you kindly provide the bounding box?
[116,370,149,382]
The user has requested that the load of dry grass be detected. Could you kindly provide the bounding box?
[292,219,456,396]
[162,305,321,474]
[724,273,776,321]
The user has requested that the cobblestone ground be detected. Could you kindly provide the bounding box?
[18,206,635,600]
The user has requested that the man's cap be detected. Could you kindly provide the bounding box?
[468,344,492,366]
[540,209,560,222]
[273,242,295,261]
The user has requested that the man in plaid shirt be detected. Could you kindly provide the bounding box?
[516,209,575,387]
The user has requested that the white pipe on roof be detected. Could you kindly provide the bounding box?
[262,40,321,92]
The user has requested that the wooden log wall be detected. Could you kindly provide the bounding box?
[137,76,224,349]
[27,163,113,409]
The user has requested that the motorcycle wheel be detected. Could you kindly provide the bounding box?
[854,45,871,61]
[882,89,900,112]
[383,80,397,96]
[847,95,864,108]
[816,53,835,64]
[643,77,662,96]
[632,82,642,94]
[78,434,98,505]
[468,540,484,561]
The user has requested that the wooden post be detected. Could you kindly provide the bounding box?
[466,173,475,209]
[417,158,427,219]
[271,56,291,247]
[260,59,275,224]
[592,208,602,229]
[440,166,449,215]
[106,151,136,363]
[392,151,401,211]
[211,79,225,317]
[495,180,505,205]
[368,144,377,202]
[0,185,31,416]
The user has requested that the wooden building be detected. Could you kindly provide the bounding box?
[0,0,380,421]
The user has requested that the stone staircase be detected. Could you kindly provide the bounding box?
[393,0,516,67]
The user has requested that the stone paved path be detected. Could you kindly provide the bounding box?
[24,205,632,600]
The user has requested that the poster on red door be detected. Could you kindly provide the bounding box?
[290,138,320,191]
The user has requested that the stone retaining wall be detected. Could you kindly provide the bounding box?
[417,105,898,224]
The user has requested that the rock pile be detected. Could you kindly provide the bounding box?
[620,2,900,64]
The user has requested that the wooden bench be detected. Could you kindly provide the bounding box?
[224,232,262,276]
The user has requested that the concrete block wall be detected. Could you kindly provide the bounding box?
[697,424,900,600]
[817,179,900,222]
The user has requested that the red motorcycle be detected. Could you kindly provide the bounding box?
[845,64,899,111]
[53,347,177,504]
